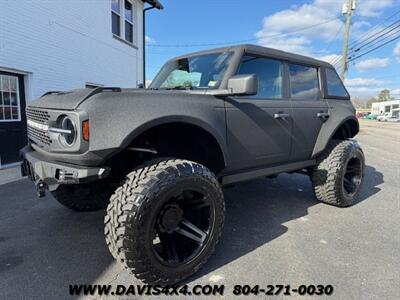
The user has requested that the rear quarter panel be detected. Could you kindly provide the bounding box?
[312,99,358,157]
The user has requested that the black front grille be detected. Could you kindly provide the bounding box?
[26,108,50,124]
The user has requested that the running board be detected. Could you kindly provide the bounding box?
[221,160,315,185]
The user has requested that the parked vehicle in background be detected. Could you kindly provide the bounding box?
[20,44,365,285]
[367,114,377,120]
[377,112,391,121]
[386,116,400,122]
[363,112,371,119]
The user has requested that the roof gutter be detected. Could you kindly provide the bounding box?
[142,0,163,87]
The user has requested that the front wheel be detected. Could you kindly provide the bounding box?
[310,140,365,207]
[104,158,225,285]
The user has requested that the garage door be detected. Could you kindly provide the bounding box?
[0,71,27,167]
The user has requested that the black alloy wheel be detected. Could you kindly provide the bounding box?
[151,188,214,266]
[342,156,363,197]
[105,159,225,285]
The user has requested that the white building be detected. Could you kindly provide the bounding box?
[0,0,162,167]
[371,100,400,117]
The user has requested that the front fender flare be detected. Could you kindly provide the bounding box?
[117,116,229,166]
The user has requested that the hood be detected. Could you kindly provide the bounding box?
[28,88,102,110]
[27,87,214,111]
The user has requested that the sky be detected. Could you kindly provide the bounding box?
[145,0,400,98]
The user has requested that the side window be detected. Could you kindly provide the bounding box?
[289,64,320,100]
[326,68,349,98]
[236,55,283,99]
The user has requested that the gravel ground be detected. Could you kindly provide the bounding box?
[0,119,398,299]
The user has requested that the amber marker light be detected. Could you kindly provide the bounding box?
[82,120,90,141]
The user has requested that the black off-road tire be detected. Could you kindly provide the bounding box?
[310,139,365,207]
[104,158,225,285]
[51,182,111,212]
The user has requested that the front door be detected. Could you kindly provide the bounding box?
[225,54,292,172]
[0,71,27,167]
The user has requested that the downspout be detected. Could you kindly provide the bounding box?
[142,5,156,87]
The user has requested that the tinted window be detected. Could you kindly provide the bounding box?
[326,68,349,97]
[151,52,233,89]
[289,64,319,100]
[237,55,283,99]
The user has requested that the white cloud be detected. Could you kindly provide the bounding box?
[255,2,344,55]
[355,58,390,71]
[345,77,385,87]
[255,0,394,57]
[357,0,393,17]
[391,88,400,94]
[344,77,389,96]
[318,54,341,64]
[394,41,400,63]
[145,35,156,44]
[315,0,393,17]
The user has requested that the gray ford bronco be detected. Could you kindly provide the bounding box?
[20,44,365,284]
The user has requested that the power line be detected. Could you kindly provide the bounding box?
[147,17,341,48]
[347,34,400,63]
[349,8,400,49]
[350,27,400,57]
[347,25,400,60]
[350,21,400,52]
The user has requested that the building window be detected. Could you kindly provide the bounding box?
[124,1,133,43]
[0,75,20,121]
[111,0,121,36]
[112,0,135,44]
[289,63,320,100]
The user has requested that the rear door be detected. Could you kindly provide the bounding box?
[0,71,27,167]
[225,54,292,172]
[288,63,329,162]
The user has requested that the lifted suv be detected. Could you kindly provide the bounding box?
[21,44,365,284]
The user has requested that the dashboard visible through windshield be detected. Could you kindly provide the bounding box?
[150,51,233,90]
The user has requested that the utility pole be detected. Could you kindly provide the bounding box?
[340,0,356,80]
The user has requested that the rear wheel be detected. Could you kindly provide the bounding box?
[310,140,365,207]
[104,158,225,285]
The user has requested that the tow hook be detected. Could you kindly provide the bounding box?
[36,181,46,198]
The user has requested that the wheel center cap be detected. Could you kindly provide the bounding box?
[159,204,183,233]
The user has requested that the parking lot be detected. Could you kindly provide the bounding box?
[0,119,399,299]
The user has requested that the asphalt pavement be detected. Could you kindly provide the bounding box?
[0,119,398,299]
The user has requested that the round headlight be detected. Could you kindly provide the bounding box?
[61,116,77,146]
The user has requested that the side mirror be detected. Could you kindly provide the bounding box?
[227,74,258,96]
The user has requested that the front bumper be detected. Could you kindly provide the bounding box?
[20,146,110,194]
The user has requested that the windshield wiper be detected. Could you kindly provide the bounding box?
[164,85,194,90]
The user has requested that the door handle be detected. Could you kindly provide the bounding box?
[274,113,290,119]
[317,112,330,119]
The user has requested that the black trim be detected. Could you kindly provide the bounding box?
[221,160,315,185]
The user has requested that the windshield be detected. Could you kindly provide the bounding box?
[150,51,233,90]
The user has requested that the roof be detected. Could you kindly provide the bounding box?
[172,44,333,68]
[143,0,163,9]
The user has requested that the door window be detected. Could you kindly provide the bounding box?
[325,68,349,98]
[0,75,21,121]
[289,64,320,100]
[236,55,283,99]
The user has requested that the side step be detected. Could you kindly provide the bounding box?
[221,160,315,185]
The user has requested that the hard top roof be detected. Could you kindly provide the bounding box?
[172,44,333,68]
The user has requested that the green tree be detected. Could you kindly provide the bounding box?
[377,89,394,102]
